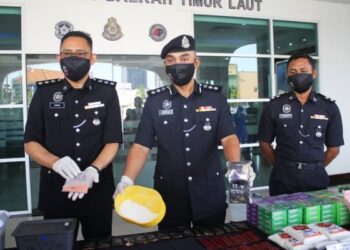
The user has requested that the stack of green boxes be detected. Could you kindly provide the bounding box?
[258,204,287,234]
[247,189,350,235]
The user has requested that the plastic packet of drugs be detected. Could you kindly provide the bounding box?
[62,173,90,193]
[226,161,252,203]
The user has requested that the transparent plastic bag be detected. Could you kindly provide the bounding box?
[226,161,253,204]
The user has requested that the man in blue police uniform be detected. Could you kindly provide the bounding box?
[114,34,241,229]
[24,31,122,239]
[258,53,344,196]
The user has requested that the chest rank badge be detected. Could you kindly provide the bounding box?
[102,17,123,41]
[93,118,101,126]
[203,118,212,131]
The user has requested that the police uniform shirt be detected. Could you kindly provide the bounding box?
[258,91,344,162]
[24,78,123,215]
[134,82,236,220]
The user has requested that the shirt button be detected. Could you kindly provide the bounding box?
[301,109,304,113]
[206,118,210,122]
[76,128,80,133]
[216,172,219,176]
[77,157,81,162]
[283,124,287,127]
[186,162,191,166]
[94,111,99,115]
[185,133,189,137]
[185,147,190,152]
[183,104,188,109]
[299,141,303,144]
[188,176,193,181]
[54,113,59,117]
[184,118,188,123]
[76,142,80,147]
[75,114,79,118]
[48,171,51,174]
[160,176,163,180]
[163,120,168,125]
[300,125,304,128]
[75,100,79,104]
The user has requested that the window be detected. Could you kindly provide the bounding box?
[0,7,21,50]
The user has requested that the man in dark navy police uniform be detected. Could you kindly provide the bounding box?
[114,34,241,229]
[24,31,122,239]
[258,53,344,196]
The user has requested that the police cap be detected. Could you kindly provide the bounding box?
[160,34,196,59]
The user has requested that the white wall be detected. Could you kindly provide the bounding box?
[1,0,349,175]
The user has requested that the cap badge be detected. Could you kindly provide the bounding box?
[181,36,190,49]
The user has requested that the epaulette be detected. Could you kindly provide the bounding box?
[270,92,288,101]
[316,93,336,103]
[36,78,63,87]
[147,86,169,96]
[200,83,221,92]
[92,78,117,87]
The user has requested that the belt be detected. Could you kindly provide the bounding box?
[278,159,323,170]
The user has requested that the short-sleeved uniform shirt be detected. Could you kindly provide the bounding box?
[258,91,344,163]
[24,78,122,216]
[135,82,236,220]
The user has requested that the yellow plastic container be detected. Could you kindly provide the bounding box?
[114,185,166,227]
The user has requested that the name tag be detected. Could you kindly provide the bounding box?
[49,102,65,109]
[196,106,217,112]
[279,113,292,119]
[311,114,328,120]
[84,101,105,109]
[159,109,173,116]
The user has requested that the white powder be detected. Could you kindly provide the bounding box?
[119,199,158,224]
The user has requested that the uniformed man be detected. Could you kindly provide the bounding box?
[24,31,122,239]
[258,53,344,196]
[114,34,241,229]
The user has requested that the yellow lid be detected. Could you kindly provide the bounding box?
[114,185,166,227]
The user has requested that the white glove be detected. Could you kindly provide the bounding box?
[52,156,81,180]
[248,166,256,187]
[113,175,134,199]
[68,166,99,201]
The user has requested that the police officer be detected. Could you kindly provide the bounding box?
[24,31,122,239]
[258,53,344,196]
[114,35,241,229]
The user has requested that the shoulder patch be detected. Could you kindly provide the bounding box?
[92,78,117,87]
[200,83,221,92]
[36,78,63,87]
[147,86,169,96]
[316,93,336,103]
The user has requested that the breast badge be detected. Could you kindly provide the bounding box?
[102,17,123,41]
[93,118,101,126]
[55,21,74,39]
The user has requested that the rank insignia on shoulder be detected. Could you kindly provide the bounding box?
[92,78,117,86]
[317,93,335,102]
[36,78,63,87]
[147,86,168,96]
[200,84,221,92]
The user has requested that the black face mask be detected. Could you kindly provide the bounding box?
[165,63,195,86]
[287,73,314,93]
[60,56,91,81]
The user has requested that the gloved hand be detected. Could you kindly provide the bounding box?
[68,166,99,201]
[248,166,256,187]
[52,156,81,180]
[113,175,134,199]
